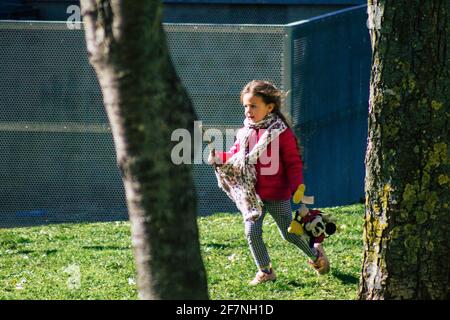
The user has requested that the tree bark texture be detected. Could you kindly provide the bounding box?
[80,0,208,299]
[360,0,449,299]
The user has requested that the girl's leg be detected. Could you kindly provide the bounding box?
[244,209,271,270]
[264,200,317,260]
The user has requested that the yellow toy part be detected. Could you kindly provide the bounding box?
[288,220,304,235]
[293,184,305,204]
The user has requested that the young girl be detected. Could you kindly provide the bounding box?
[208,80,329,285]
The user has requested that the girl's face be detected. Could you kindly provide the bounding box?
[242,93,274,124]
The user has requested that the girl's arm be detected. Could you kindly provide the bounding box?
[280,129,304,194]
[214,138,240,164]
[211,128,243,164]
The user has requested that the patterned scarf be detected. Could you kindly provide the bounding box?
[215,113,287,221]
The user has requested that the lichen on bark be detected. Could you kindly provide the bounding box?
[360,0,449,300]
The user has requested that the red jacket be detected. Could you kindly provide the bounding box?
[216,127,303,200]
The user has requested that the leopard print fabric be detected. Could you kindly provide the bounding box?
[215,113,287,221]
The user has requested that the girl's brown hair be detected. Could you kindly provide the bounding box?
[240,80,292,128]
[241,80,303,154]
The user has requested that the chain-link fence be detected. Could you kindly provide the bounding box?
[288,6,371,207]
[0,4,370,227]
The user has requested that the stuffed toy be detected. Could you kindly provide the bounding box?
[289,204,336,247]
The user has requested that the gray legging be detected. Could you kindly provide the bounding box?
[244,199,317,269]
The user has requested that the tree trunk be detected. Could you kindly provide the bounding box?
[359,0,449,299]
[80,0,208,299]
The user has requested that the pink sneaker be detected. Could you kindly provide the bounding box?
[249,269,276,285]
[308,244,330,275]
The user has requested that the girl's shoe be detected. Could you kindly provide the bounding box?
[249,269,276,285]
[308,244,330,275]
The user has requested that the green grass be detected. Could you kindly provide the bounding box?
[0,204,364,300]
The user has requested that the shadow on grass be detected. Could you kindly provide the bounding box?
[202,242,231,250]
[10,249,58,256]
[14,249,34,255]
[331,269,359,285]
[82,245,130,251]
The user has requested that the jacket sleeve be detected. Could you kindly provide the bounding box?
[280,129,304,194]
[214,130,241,164]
